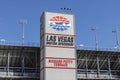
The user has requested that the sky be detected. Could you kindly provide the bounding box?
[0,0,120,49]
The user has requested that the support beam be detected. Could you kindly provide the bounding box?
[118,56,120,63]
[22,48,25,75]
[35,52,37,72]
[90,59,96,69]
[108,57,112,79]
[85,54,88,78]
[7,53,10,76]
[77,60,80,68]
[99,58,107,69]
[97,56,100,78]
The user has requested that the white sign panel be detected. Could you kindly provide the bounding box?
[40,11,76,80]
[45,12,75,35]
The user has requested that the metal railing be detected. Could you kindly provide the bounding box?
[0,41,40,47]
[76,45,120,52]
[0,71,39,78]
[0,40,120,52]
[77,74,120,79]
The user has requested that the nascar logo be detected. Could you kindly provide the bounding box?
[49,16,71,31]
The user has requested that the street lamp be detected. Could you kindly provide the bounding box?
[112,28,119,51]
[20,19,27,46]
[91,26,99,50]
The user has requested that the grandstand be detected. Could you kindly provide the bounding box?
[77,48,120,80]
[0,42,119,80]
[0,44,40,80]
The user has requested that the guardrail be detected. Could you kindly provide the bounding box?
[0,40,119,52]
[77,74,120,79]
[0,41,40,47]
[76,46,120,52]
[0,71,39,78]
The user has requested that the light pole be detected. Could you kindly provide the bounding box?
[19,19,27,75]
[91,26,99,50]
[20,20,27,46]
[112,28,119,51]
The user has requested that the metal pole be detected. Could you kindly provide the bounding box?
[108,57,112,78]
[22,24,24,46]
[91,26,98,50]
[112,28,119,51]
[20,20,27,46]
[35,52,37,72]
[97,56,100,78]
[7,53,10,76]
[85,54,88,78]
[20,20,27,75]
[20,46,25,75]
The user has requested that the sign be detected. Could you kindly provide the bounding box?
[40,12,76,80]
[49,16,71,31]
[48,59,72,67]
[45,58,76,68]
[45,34,75,47]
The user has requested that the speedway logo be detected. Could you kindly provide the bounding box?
[49,16,71,31]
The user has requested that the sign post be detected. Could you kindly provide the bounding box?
[40,12,76,80]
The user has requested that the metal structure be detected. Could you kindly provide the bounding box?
[77,49,120,80]
[0,45,40,80]
[0,40,39,47]
[91,26,99,50]
[20,19,27,46]
[112,28,119,51]
[0,44,119,80]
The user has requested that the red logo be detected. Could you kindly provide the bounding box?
[49,16,71,31]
